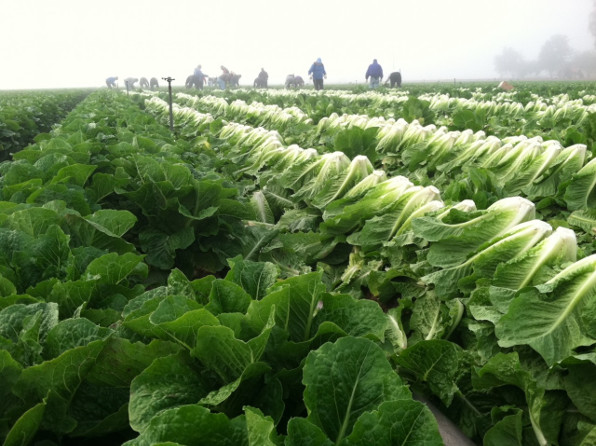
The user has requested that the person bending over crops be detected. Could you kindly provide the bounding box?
[124,77,138,90]
[308,58,326,90]
[385,71,402,88]
[365,59,383,89]
[105,76,118,88]
[228,72,241,87]
[285,74,304,88]
[218,68,241,89]
[254,68,268,88]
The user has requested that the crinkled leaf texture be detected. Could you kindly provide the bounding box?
[124,404,248,446]
[395,339,464,406]
[298,336,442,445]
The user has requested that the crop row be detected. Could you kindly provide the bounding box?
[170,86,596,149]
[0,89,92,160]
[175,83,596,115]
[169,92,596,232]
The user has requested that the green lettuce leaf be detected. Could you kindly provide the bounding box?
[344,400,443,445]
[415,196,536,268]
[564,157,596,210]
[125,404,248,446]
[496,254,596,365]
[395,339,464,406]
[423,220,552,297]
[303,337,410,443]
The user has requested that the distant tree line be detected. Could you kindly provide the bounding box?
[494,2,596,79]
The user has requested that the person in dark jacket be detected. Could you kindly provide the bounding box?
[254,68,268,88]
[385,71,402,88]
[365,59,383,89]
[308,58,326,90]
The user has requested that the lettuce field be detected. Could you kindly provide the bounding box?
[1,81,596,446]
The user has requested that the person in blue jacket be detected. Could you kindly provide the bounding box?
[308,58,327,90]
[365,59,383,89]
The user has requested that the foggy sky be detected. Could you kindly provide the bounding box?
[0,0,593,90]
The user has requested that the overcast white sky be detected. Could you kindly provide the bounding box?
[0,0,593,90]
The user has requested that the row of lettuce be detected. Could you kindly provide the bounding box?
[0,89,92,161]
[169,91,596,233]
[167,82,596,150]
[0,88,594,445]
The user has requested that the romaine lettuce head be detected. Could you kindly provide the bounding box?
[492,226,577,290]
[500,140,561,192]
[320,176,415,235]
[321,170,388,221]
[375,119,408,153]
[437,135,502,173]
[342,170,388,201]
[288,151,351,197]
[347,185,442,252]
[423,219,552,298]
[309,155,374,208]
[522,143,586,199]
[414,196,536,267]
[268,145,318,173]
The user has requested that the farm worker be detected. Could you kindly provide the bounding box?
[229,72,241,88]
[256,68,268,88]
[385,71,402,88]
[218,65,230,89]
[194,65,206,90]
[105,76,118,88]
[308,58,326,90]
[286,74,295,88]
[365,59,383,89]
[124,77,138,90]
